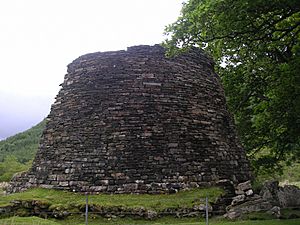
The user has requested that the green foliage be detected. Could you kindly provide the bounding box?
[254,162,300,187]
[164,0,300,173]
[0,120,45,181]
[0,156,31,182]
[0,120,46,164]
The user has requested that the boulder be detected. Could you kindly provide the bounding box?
[224,197,273,219]
[225,211,241,219]
[145,210,158,220]
[267,206,281,218]
[278,185,300,207]
[245,189,254,196]
[260,181,300,207]
[225,180,300,219]
[231,194,246,206]
[235,180,252,195]
[260,181,280,204]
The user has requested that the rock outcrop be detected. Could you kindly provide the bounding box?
[224,180,300,219]
[260,181,300,208]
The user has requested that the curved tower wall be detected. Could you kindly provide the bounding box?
[10,45,251,193]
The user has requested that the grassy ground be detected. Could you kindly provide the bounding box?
[213,219,300,225]
[1,187,299,225]
[0,216,59,225]
[1,216,300,225]
[0,187,223,210]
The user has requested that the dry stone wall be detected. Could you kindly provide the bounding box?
[9,45,251,193]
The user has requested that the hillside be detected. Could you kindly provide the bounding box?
[0,120,46,181]
[0,120,46,164]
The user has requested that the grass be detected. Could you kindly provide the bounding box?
[212,219,300,225]
[280,208,300,219]
[1,188,299,224]
[0,216,60,225]
[280,181,300,188]
[1,216,300,225]
[0,187,223,210]
[254,162,300,188]
[0,187,221,224]
[1,187,299,225]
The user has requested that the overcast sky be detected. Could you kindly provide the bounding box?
[0,0,183,140]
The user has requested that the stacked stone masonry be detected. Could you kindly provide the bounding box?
[9,45,251,193]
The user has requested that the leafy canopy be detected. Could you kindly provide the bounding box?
[164,0,300,173]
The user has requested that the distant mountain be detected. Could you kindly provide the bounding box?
[0,120,46,163]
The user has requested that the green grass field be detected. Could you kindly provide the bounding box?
[1,188,300,225]
[0,187,223,210]
[1,216,300,225]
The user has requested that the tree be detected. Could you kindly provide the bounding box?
[164,0,300,174]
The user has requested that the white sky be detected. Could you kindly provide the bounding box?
[0,0,183,140]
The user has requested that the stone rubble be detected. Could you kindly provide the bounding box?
[224,180,300,219]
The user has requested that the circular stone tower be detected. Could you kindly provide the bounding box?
[10,45,251,193]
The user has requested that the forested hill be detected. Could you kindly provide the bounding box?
[0,120,46,164]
